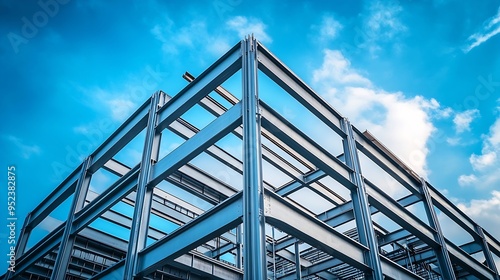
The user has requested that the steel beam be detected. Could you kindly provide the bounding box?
[264,190,421,280]
[485,232,500,257]
[460,241,483,254]
[172,251,243,280]
[124,91,163,279]
[51,157,92,279]
[278,257,342,280]
[78,203,241,280]
[264,190,368,270]
[353,127,422,197]
[379,255,424,280]
[103,157,134,177]
[317,193,420,229]
[89,98,150,173]
[93,259,125,280]
[27,163,81,229]
[256,42,345,137]
[446,239,496,280]
[378,228,412,247]
[152,102,242,187]
[104,155,236,205]
[72,166,139,234]
[167,91,305,188]
[365,180,439,248]
[294,242,302,279]
[91,194,243,279]
[427,183,480,238]
[260,102,354,190]
[168,116,244,175]
[136,192,243,276]
[157,42,241,132]
[8,223,64,278]
[477,226,500,279]
[184,71,316,171]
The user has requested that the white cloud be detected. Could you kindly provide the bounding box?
[457,191,500,242]
[464,7,500,53]
[312,49,441,197]
[226,16,272,43]
[453,109,479,133]
[360,0,408,56]
[313,49,371,86]
[6,135,41,159]
[151,18,231,56]
[470,151,496,171]
[459,117,500,188]
[458,174,478,186]
[315,16,343,41]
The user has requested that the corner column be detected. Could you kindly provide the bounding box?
[242,36,267,280]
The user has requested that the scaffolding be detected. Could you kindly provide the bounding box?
[3,36,500,280]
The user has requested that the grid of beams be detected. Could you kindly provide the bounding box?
[2,36,500,280]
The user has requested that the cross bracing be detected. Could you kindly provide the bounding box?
[2,36,500,280]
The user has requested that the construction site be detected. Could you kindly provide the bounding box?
[2,37,500,280]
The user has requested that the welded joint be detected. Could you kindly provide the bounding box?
[157,90,166,109]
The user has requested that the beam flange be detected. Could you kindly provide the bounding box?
[136,192,243,276]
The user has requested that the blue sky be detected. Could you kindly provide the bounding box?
[1,0,500,273]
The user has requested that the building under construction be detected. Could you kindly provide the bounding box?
[3,37,500,280]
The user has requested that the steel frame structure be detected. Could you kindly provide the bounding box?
[3,36,500,280]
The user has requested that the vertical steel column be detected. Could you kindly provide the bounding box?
[51,157,92,280]
[420,178,456,280]
[124,91,163,279]
[236,225,243,269]
[242,35,267,280]
[294,242,302,280]
[341,119,383,280]
[477,226,500,279]
[271,227,277,280]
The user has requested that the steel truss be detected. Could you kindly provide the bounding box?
[3,36,500,280]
